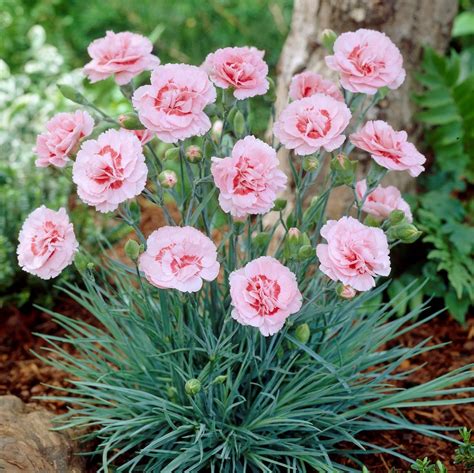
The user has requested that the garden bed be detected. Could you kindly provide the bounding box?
[1,299,472,471]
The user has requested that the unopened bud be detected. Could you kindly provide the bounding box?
[303,155,319,172]
[185,378,201,395]
[57,84,88,105]
[287,227,301,243]
[272,198,287,211]
[331,154,357,186]
[389,223,422,244]
[295,323,310,344]
[388,209,406,225]
[124,239,141,260]
[297,244,315,261]
[264,77,276,102]
[337,284,357,299]
[233,110,246,136]
[185,145,202,163]
[119,113,144,130]
[212,120,223,142]
[74,252,89,272]
[164,147,180,161]
[253,232,271,248]
[159,170,178,188]
[166,385,178,400]
[212,375,227,384]
[321,29,337,53]
[364,215,381,227]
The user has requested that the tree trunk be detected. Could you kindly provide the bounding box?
[274,0,457,217]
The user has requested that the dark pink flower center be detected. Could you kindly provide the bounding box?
[30,221,63,257]
[93,145,124,189]
[221,59,255,86]
[232,156,266,196]
[296,109,331,139]
[154,83,193,116]
[155,244,203,278]
[246,274,281,316]
[348,45,385,76]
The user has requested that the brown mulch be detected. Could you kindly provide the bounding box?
[0,299,472,472]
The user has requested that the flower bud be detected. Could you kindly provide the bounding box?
[294,323,310,344]
[271,198,286,212]
[119,113,145,130]
[57,84,88,105]
[303,155,319,172]
[389,223,422,244]
[166,385,178,400]
[336,284,357,299]
[164,147,180,161]
[86,262,95,271]
[253,232,271,248]
[212,375,227,384]
[185,145,202,163]
[321,29,337,53]
[159,170,178,188]
[330,154,357,186]
[297,244,315,261]
[211,120,223,142]
[233,110,246,136]
[287,227,301,243]
[74,252,89,272]
[388,209,405,225]
[364,215,381,227]
[185,378,201,395]
[124,239,141,260]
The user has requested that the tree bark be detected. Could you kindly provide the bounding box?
[274,0,457,217]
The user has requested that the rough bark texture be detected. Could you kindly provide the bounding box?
[0,395,85,472]
[275,0,457,216]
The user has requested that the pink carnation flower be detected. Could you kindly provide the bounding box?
[72,129,148,213]
[132,64,216,143]
[273,93,351,155]
[203,46,269,99]
[139,226,220,293]
[356,179,412,222]
[83,31,160,85]
[289,71,344,102]
[350,120,425,177]
[17,206,78,280]
[229,256,302,336]
[316,216,391,291]
[325,29,405,95]
[211,136,287,218]
[35,111,94,168]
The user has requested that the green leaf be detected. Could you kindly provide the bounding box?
[452,11,474,37]
[445,290,470,324]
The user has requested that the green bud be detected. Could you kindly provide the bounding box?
[74,252,89,272]
[286,213,296,228]
[264,77,276,102]
[253,232,271,248]
[297,244,315,261]
[166,385,178,400]
[321,29,337,53]
[331,154,357,186]
[119,113,144,130]
[302,155,319,172]
[159,170,178,188]
[388,209,406,225]
[336,283,357,299]
[364,215,381,227]
[272,198,287,211]
[185,145,203,163]
[212,375,227,385]
[389,223,422,244]
[164,147,180,161]
[185,378,201,396]
[86,262,95,271]
[233,110,246,136]
[295,323,310,344]
[57,84,88,105]
[124,239,141,260]
[287,227,301,244]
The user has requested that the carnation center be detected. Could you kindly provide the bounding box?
[93,145,125,190]
[348,45,384,76]
[342,243,373,274]
[154,83,193,116]
[222,59,255,86]
[246,275,281,316]
[155,244,203,280]
[232,156,267,195]
[31,221,64,257]
[296,109,331,139]
[374,134,403,163]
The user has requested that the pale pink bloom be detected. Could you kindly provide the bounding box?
[17,206,78,280]
[229,256,302,336]
[203,46,269,99]
[72,129,148,213]
[356,179,412,222]
[132,64,216,143]
[273,93,351,155]
[289,71,344,102]
[350,120,425,177]
[139,226,220,293]
[316,216,390,292]
[35,111,94,168]
[83,31,160,85]
[325,29,405,95]
[211,136,287,218]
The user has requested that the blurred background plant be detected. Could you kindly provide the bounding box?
[387,2,474,324]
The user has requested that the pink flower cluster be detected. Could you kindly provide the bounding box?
[316,217,391,291]
[17,206,78,279]
[325,29,405,95]
[203,47,269,99]
[274,93,351,155]
[132,64,216,143]
[229,257,302,336]
[289,71,343,102]
[35,111,94,168]
[211,136,287,217]
[139,226,220,292]
[84,31,160,85]
[356,179,412,222]
[73,129,148,212]
[350,120,425,177]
